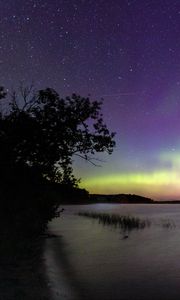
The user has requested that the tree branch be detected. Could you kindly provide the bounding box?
[74,153,104,167]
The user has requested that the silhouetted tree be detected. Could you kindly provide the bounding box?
[0,86,115,233]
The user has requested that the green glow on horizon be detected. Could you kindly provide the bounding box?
[78,150,180,199]
[81,171,180,186]
[80,170,180,199]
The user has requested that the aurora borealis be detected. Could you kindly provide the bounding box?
[1,1,180,200]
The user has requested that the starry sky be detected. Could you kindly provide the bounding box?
[1,0,180,200]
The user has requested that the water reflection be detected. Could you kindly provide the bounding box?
[45,204,180,300]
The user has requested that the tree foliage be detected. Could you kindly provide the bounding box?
[0,86,115,182]
[0,86,115,233]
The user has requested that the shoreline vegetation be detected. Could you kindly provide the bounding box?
[0,86,115,298]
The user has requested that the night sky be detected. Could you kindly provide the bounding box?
[1,0,180,200]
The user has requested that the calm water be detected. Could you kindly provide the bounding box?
[45,204,180,300]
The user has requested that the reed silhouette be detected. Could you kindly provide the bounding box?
[78,211,151,231]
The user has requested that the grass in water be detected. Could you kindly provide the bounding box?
[77,211,151,231]
[159,219,176,229]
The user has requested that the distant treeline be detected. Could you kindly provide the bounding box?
[155,200,180,204]
[89,194,154,204]
[88,194,180,204]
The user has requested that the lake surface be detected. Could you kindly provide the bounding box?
[45,204,180,300]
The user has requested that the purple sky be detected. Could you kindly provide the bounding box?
[1,0,180,199]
